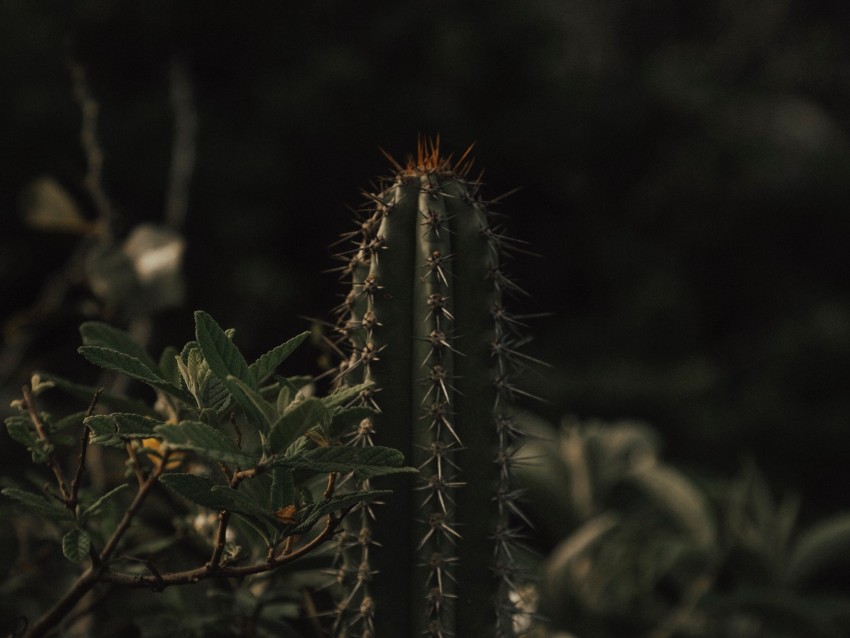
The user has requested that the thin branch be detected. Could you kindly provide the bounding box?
[101,509,350,588]
[21,385,71,504]
[99,452,168,563]
[207,469,245,571]
[68,389,103,509]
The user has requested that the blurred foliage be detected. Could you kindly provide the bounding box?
[517,415,850,637]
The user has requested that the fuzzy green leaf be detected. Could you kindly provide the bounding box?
[77,346,191,403]
[52,411,88,433]
[225,375,276,429]
[155,421,256,466]
[62,528,91,563]
[269,468,295,511]
[159,473,230,510]
[80,321,158,371]
[5,416,38,447]
[267,446,415,479]
[194,311,254,389]
[268,398,327,454]
[81,483,130,523]
[1,487,74,521]
[249,332,310,385]
[85,413,165,441]
[284,490,391,536]
[209,485,274,520]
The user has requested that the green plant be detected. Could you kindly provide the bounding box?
[516,416,850,638]
[2,311,414,638]
[329,139,537,637]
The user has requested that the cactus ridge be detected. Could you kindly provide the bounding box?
[328,138,533,637]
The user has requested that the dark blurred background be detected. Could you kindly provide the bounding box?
[2,0,849,522]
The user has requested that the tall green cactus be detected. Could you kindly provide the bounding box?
[330,139,531,637]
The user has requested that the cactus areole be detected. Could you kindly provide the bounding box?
[332,139,528,637]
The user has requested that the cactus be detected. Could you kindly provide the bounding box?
[329,138,532,637]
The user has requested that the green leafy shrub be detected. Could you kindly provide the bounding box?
[2,311,414,638]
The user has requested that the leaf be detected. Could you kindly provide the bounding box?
[283,490,391,536]
[159,473,231,510]
[155,421,256,466]
[1,487,74,521]
[52,411,88,432]
[194,311,254,389]
[85,413,166,440]
[268,398,328,454]
[269,468,294,511]
[249,331,310,385]
[77,346,191,403]
[62,528,92,563]
[81,483,130,523]
[80,321,158,372]
[5,416,38,447]
[209,485,274,520]
[225,375,276,429]
[786,513,850,585]
[267,446,415,480]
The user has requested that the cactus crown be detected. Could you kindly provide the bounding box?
[329,138,532,638]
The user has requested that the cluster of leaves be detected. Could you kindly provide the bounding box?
[516,416,850,638]
[2,311,414,637]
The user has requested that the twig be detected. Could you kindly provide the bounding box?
[68,389,103,509]
[98,454,168,563]
[207,469,246,571]
[21,385,71,504]
[101,509,351,588]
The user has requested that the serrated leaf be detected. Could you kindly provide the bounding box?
[62,528,91,563]
[225,375,276,429]
[159,473,231,510]
[275,386,291,415]
[249,332,309,385]
[194,311,254,389]
[268,398,327,454]
[155,421,256,466]
[267,446,415,479]
[323,382,372,409]
[209,485,274,520]
[283,490,390,536]
[81,483,130,523]
[80,321,159,371]
[78,346,191,403]
[1,487,74,521]
[269,468,294,511]
[36,372,156,415]
[85,413,166,440]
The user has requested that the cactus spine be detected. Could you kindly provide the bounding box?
[331,139,528,637]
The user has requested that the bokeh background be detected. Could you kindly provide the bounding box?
[2,0,849,538]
